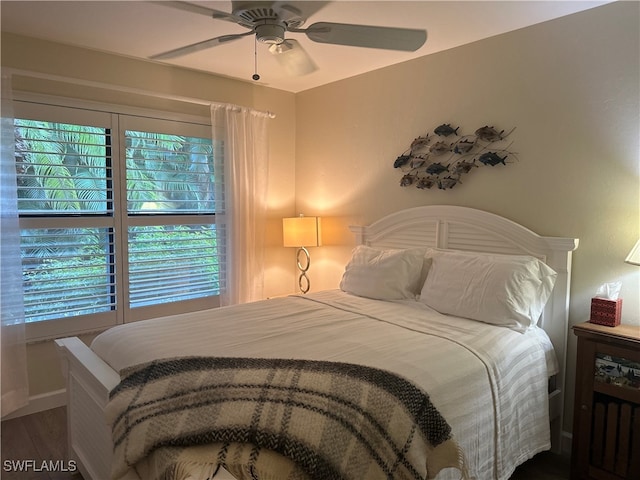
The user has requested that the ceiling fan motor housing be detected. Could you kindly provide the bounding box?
[232,1,304,44]
[255,22,286,44]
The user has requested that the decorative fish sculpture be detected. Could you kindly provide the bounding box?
[475,126,504,142]
[452,160,477,175]
[394,154,412,168]
[453,138,475,154]
[416,177,436,189]
[426,162,449,175]
[434,124,459,137]
[438,176,461,189]
[429,141,450,155]
[478,152,507,166]
[410,135,430,151]
[400,174,415,186]
[395,122,517,191]
[410,157,427,169]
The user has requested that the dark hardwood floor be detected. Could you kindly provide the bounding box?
[511,450,571,480]
[1,407,570,479]
[1,407,81,480]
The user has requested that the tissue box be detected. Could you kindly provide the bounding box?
[590,298,622,327]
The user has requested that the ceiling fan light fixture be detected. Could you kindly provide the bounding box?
[269,40,317,76]
[255,23,286,45]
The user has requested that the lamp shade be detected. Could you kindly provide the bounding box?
[625,239,640,266]
[283,216,321,247]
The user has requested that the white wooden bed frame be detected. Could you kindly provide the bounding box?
[56,205,578,480]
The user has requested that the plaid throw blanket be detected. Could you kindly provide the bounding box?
[106,357,467,480]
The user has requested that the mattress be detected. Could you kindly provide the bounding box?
[91,290,558,480]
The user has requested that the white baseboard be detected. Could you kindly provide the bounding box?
[1,389,66,421]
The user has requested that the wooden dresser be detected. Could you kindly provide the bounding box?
[571,322,640,480]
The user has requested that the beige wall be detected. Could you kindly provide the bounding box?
[295,1,639,436]
[1,33,298,399]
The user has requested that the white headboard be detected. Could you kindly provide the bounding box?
[350,205,579,452]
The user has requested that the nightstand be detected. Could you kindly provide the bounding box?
[571,322,640,480]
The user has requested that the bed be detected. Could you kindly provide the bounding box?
[55,205,579,480]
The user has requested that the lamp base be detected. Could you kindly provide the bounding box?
[296,247,310,294]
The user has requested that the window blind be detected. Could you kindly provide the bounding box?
[128,224,221,308]
[20,228,115,322]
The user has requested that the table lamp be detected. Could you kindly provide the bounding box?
[283,215,321,293]
[625,239,640,266]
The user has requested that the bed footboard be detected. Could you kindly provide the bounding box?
[55,337,238,480]
[55,337,120,480]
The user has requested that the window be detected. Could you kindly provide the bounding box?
[13,101,221,340]
[121,116,221,318]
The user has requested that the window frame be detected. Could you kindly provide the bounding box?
[13,94,220,342]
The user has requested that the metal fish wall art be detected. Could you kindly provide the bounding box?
[393,123,517,190]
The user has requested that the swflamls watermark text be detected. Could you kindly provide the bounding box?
[3,459,77,473]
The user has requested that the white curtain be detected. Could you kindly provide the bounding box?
[211,103,271,306]
[1,74,29,417]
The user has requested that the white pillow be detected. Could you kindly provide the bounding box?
[340,245,426,300]
[419,249,557,332]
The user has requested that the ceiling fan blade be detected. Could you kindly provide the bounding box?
[150,31,254,60]
[271,2,302,19]
[149,1,253,28]
[304,22,427,52]
[268,39,317,76]
[273,1,328,20]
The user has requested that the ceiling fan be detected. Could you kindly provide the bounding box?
[150,1,427,78]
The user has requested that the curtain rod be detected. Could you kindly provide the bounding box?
[5,68,276,119]
[210,101,275,119]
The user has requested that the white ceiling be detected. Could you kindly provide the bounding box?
[1,1,612,93]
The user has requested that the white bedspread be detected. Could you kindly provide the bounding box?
[91,290,557,480]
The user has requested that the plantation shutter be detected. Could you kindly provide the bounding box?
[18,227,116,322]
[121,116,221,319]
[14,104,118,336]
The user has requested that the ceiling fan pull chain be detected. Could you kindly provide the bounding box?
[252,37,260,81]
